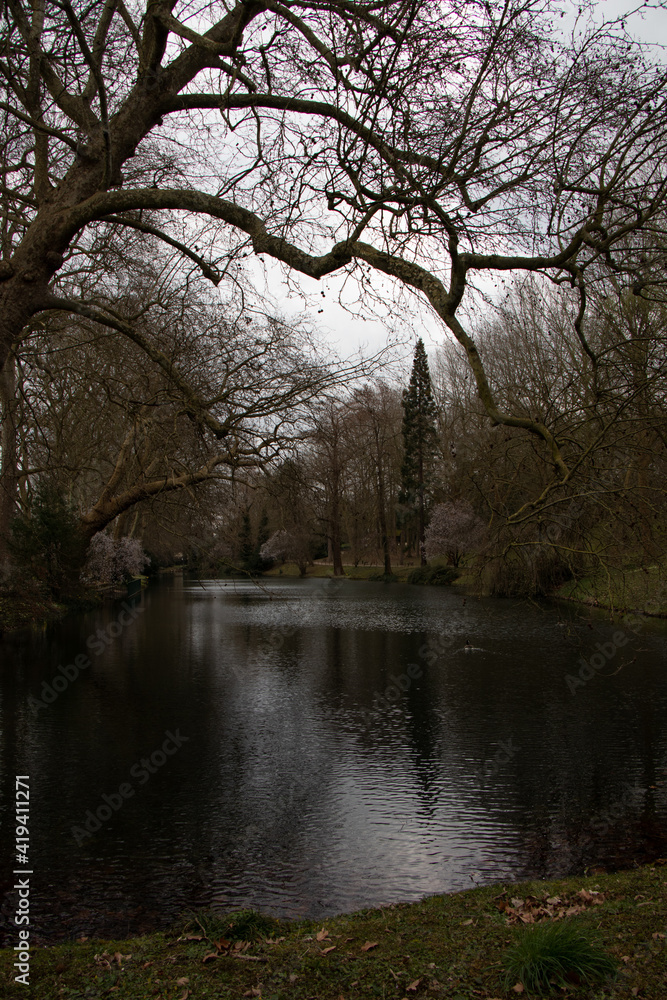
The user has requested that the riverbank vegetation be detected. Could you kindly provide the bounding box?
[3,863,665,1000]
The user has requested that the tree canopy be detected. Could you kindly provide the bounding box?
[1,0,667,544]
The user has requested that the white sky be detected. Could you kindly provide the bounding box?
[227,2,667,373]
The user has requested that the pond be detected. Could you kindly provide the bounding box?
[1,575,666,944]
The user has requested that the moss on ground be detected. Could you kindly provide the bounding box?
[3,863,666,999]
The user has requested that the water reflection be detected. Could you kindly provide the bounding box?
[1,575,666,942]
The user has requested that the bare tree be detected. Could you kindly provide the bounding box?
[1,0,667,535]
[1,276,368,568]
[351,382,402,575]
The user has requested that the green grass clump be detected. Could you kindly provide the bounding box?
[503,919,617,994]
[407,564,459,586]
[182,907,282,942]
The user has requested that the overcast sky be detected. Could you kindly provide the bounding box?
[238,2,667,372]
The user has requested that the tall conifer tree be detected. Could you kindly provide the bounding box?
[400,339,439,565]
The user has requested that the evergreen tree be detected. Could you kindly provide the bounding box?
[10,481,86,598]
[400,339,439,565]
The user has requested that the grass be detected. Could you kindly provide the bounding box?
[503,920,617,994]
[406,564,460,586]
[557,560,667,617]
[262,562,464,585]
[3,862,666,999]
[262,562,419,581]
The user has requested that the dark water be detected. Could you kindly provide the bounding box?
[1,575,666,944]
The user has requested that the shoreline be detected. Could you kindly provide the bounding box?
[3,563,667,637]
[2,862,665,998]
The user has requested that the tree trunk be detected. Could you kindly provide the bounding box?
[330,486,344,576]
[0,353,19,561]
[418,486,426,566]
[374,428,392,576]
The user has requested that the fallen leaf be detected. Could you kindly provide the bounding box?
[461,918,474,926]
[316,928,329,941]
[361,940,379,952]
[321,945,337,955]
[289,973,298,982]
[176,978,189,986]
[406,977,422,991]
[652,931,665,940]
[631,989,639,997]
[177,991,190,1000]
[512,984,525,994]
[141,961,153,969]
[545,896,561,905]
[202,952,218,963]
[215,938,231,951]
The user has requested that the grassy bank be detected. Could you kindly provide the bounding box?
[262,562,415,581]
[556,563,667,618]
[3,864,666,999]
[262,562,460,585]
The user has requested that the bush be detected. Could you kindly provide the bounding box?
[486,546,577,598]
[9,482,86,598]
[503,920,617,995]
[83,533,148,585]
[425,500,485,566]
[407,564,459,586]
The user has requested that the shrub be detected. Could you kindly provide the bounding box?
[425,500,485,566]
[407,564,459,586]
[503,920,617,994]
[9,482,86,598]
[83,533,148,585]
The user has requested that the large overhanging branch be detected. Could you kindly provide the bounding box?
[79,452,236,540]
[163,92,453,177]
[99,215,223,284]
[42,292,234,442]
[64,186,591,477]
